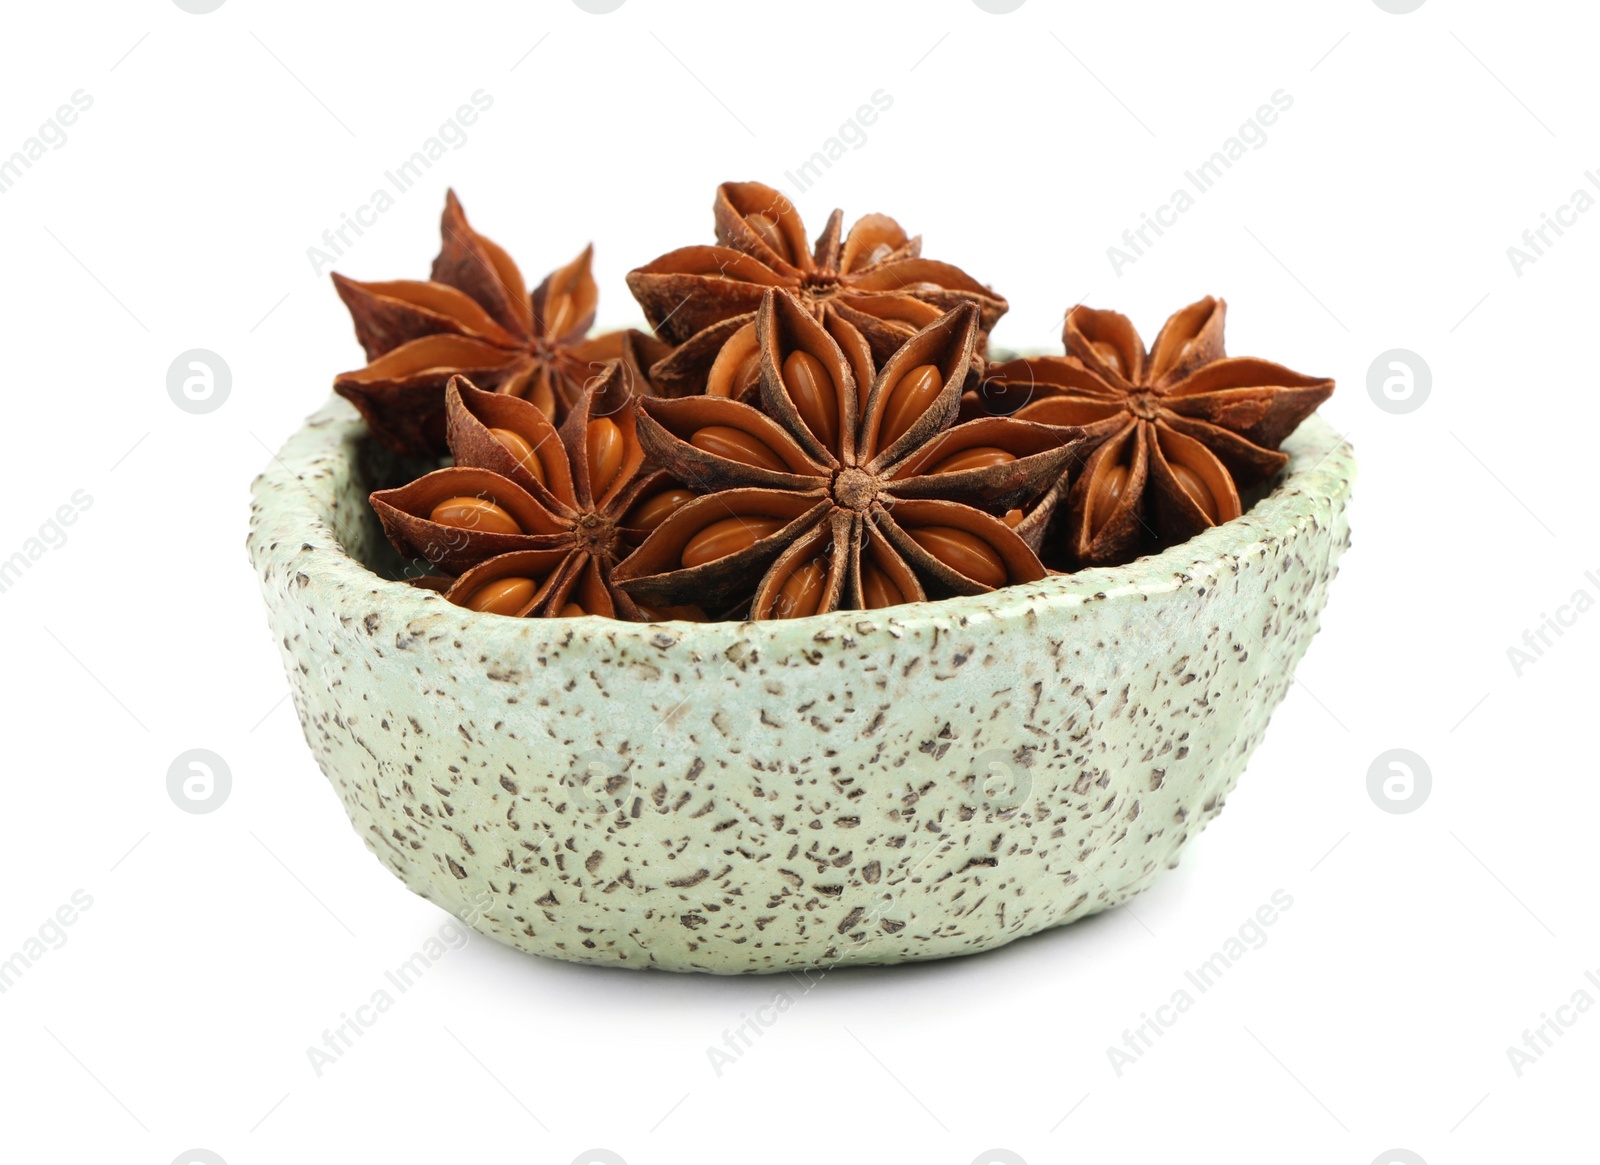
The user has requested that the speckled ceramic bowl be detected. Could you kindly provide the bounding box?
[248,395,1353,974]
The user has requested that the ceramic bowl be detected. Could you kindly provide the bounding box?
[248,395,1353,974]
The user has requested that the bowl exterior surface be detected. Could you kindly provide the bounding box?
[249,398,1353,974]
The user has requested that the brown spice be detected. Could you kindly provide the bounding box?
[333,190,667,456]
[370,369,700,620]
[978,297,1334,565]
[613,289,1085,618]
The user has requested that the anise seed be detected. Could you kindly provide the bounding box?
[586,417,624,497]
[707,324,762,399]
[526,375,557,420]
[738,353,764,395]
[782,351,839,452]
[1090,463,1130,534]
[1172,463,1220,524]
[690,426,787,473]
[488,428,546,487]
[682,516,785,568]
[861,561,905,609]
[625,488,695,532]
[429,496,524,536]
[907,526,1006,587]
[775,559,826,619]
[879,364,943,448]
[465,577,536,615]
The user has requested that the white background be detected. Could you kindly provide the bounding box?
[1,1,1594,1163]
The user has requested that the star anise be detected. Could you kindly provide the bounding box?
[613,289,1082,619]
[333,190,668,456]
[979,297,1334,566]
[369,369,700,620]
[625,181,1008,399]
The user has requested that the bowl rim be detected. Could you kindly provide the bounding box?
[249,396,1354,647]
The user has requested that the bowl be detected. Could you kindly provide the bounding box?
[248,395,1353,974]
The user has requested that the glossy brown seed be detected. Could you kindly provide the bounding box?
[860,561,905,609]
[774,559,825,619]
[707,324,762,399]
[734,351,763,396]
[429,496,523,536]
[463,577,536,615]
[746,212,792,265]
[488,427,547,487]
[624,488,696,533]
[1090,463,1131,534]
[559,602,586,617]
[690,425,788,473]
[1004,509,1024,528]
[782,350,839,452]
[523,372,556,420]
[681,515,786,569]
[878,364,943,449]
[872,302,928,327]
[928,445,1016,474]
[586,417,624,498]
[1172,463,1220,524]
[907,526,1006,588]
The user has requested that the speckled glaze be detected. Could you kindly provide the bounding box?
[248,395,1353,974]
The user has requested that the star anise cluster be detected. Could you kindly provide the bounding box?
[977,298,1334,565]
[333,191,666,457]
[627,181,1007,399]
[338,184,1335,623]
[615,291,1078,617]
[370,368,701,621]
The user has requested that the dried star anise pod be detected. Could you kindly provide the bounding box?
[625,180,1008,399]
[613,289,1082,619]
[333,190,668,456]
[979,297,1334,566]
[369,369,701,620]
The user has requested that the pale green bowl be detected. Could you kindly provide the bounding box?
[248,396,1353,974]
